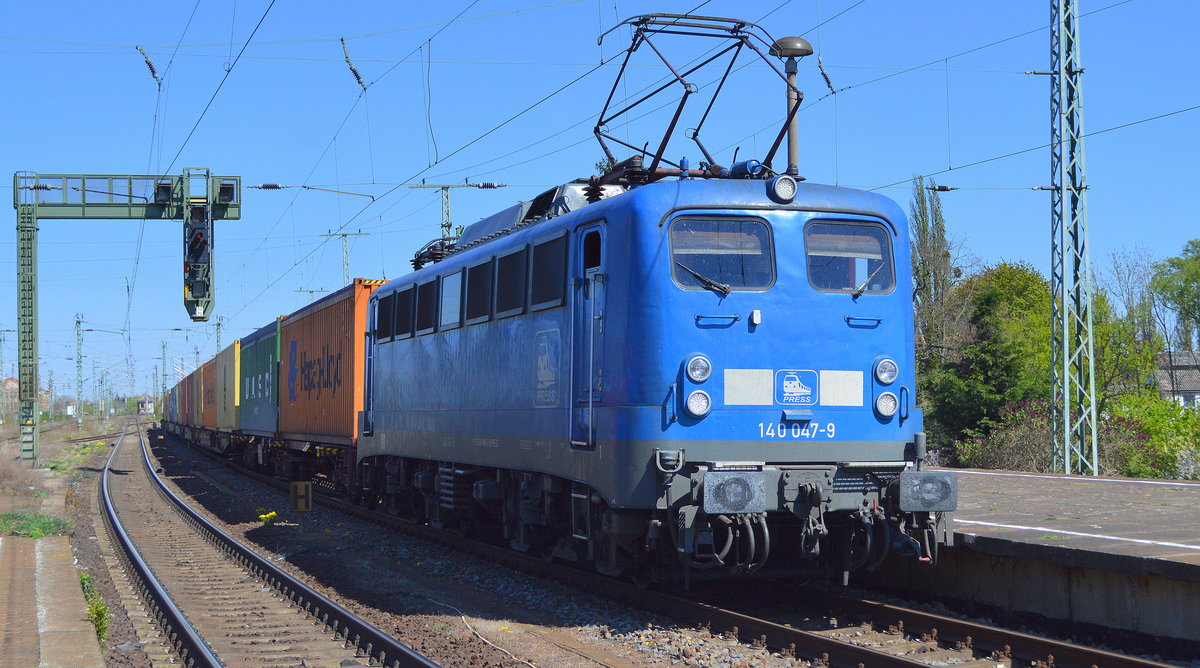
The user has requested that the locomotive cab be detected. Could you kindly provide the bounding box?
[590,176,958,582]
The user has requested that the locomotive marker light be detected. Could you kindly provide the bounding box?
[875,358,899,385]
[685,389,713,417]
[875,391,899,418]
[685,354,712,382]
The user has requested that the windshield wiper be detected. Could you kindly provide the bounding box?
[851,263,886,298]
[675,261,731,296]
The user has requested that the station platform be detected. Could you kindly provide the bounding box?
[0,535,106,668]
[954,469,1200,581]
[871,468,1200,644]
[0,463,106,668]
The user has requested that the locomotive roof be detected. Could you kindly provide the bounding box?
[379,176,907,294]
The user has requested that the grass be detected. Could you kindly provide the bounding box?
[43,440,109,473]
[0,512,73,538]
[79,572,110,642]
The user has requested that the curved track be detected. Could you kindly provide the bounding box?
[170,430,1181,668]
[102,421,436,667]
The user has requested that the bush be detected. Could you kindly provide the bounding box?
[1108,393,1200,479]
[953,392,1200,479]
[954,399,1053,472]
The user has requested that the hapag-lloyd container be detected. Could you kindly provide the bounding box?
[278,278,384,446]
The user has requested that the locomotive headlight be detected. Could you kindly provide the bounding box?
[685,390,712,417]
[875,358,899,385]
[766,175,798,204]
[686,355,712,383]
[875,391,899,418]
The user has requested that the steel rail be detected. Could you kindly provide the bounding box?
[101,422,220,667]
[173,434,928,666]
[171,429,1178,667]
[796,588,1177,668]
[131,424,439,668]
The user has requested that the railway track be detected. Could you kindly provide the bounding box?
[101,422,436,667]
[168,430,1179,668]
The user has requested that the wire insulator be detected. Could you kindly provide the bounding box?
[341,37,368,91]
[135,45,162,85]
[253,183,286,190]
[817,54,835,95]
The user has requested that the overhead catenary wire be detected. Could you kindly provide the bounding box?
[161,0,278,175]
[871,102,1200,191]
[224,1,751,323]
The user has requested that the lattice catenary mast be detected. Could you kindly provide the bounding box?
[1049,0,1099,475]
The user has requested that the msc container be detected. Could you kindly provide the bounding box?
[239,318,282,438]
[215,340,240,432]
[201,359,217,429]
[279,278,384,446]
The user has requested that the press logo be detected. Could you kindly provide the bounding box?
[776,369,818,405]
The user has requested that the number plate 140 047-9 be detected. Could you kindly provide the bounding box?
[758,422,835,439]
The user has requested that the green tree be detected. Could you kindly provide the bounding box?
[909,175,959,367]
[1092,291,1161,415]
[1150,239,1200,351]
[923,262,1051,453]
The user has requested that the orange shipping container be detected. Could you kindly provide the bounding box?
[191,369,203,428]
[201,359,217,429]
[278,278,384,446]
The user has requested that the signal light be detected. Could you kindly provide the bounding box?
[154,180,172,204]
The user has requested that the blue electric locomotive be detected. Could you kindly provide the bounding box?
[355,169,957,582]
[354,13,956,582]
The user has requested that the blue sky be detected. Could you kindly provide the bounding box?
[1,0,1196,400]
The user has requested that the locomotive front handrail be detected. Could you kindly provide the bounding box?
[694,313,740,323]
[844,316,882,327]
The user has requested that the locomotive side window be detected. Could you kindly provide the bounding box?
[530,233,567,310]
[394,286,415,339]
[496,247,529,318]
[440,270,463,330]
[415,280,439,334]
[583,230,602,270]
[668,217,775,291]
[804,222,895,294]
[376,293,395,341]
[465,258,494,324]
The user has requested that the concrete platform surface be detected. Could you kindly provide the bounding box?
[0,536,105,668]
[954,469,1200,581]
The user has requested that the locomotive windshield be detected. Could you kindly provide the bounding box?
[669,217,775,292]
[804,221,895,294]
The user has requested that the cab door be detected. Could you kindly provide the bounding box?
[571,225,605,448]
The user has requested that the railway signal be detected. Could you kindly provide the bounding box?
[11,169,240,461]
